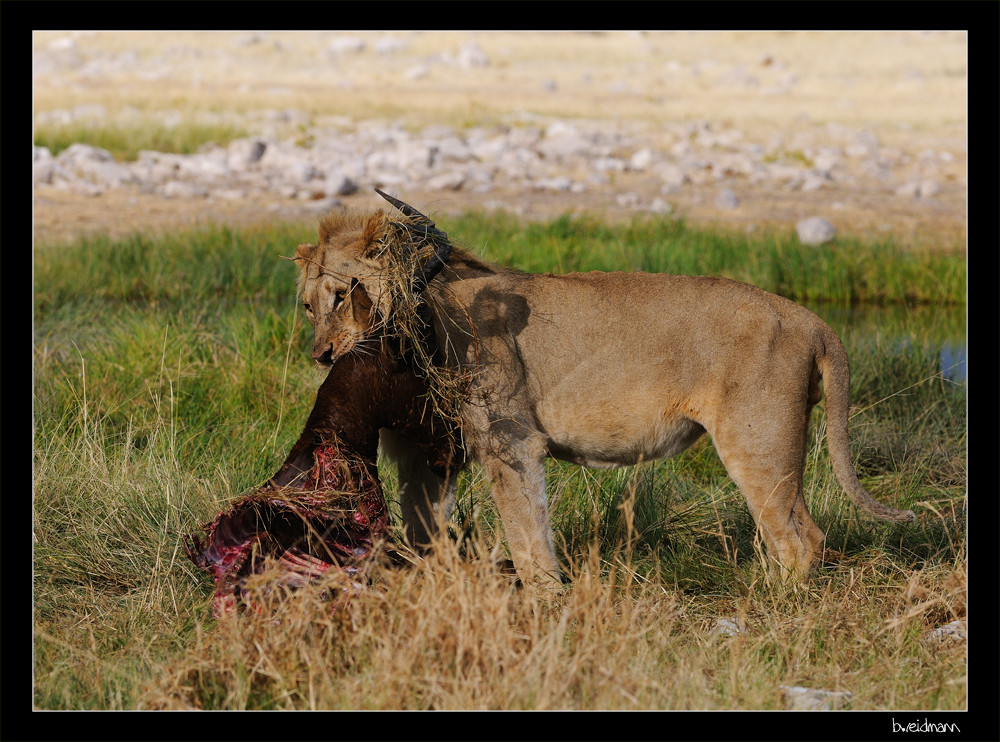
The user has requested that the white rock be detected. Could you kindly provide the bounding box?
[404,65,430,81]
[425,170,466,191]
[534,176,573,192]
[212,188,247,200]
[796,216,836,245]
[629,148,655,171]
[432,135,474,164]
[594,156,627,172]
[374,37,408,55]
[457,42,490,69]
[537,127,594,162]
[923,619,966,645]
[800,175,827,192]
[715,188,740,209]
[657,163,689,191]
[918,179,940,198]
[33,146,55,185]
[780,685,853,710]
[227,138,267,170]
[616,192,641,208]
[47,36,77,51]
[326,37,366,55]
[55,143,135,187]
[649,198,672,215]
[163,180,208,198]
[709,617,746,637]
[325,171,359,196]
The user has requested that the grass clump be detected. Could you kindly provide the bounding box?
[33,212,965,711]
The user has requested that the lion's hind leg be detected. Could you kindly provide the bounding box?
[709,421,826,581]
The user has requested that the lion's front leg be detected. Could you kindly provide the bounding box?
[379,428,457,551]
[480,443,561,588]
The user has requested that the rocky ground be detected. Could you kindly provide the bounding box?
[32,31,967,250]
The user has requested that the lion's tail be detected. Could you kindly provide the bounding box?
[818,328,917,523]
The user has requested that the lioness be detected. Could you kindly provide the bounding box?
[293,190,915,586]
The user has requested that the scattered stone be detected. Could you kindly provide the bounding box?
[232,33,266,48]
[163,180,208,199]
[537,123,594,162]
[326,37,366,55]
[227,138,267,169]
[457,41,490,69]
[47,36,77,51]
[780,685,853,710]
[923,619,966,645]
[29,109,958,228]
[616,192,641,208]
[800,175,828,192]
[54,143,136,187]
[709,617,746,637]
[919,180,941,197]
[373,37,408,55]
[213,188,247,200]
[629,148,655,171]
[796,216,836,245]
[534,176,574,192]
[648,198,672,214]
[658,163,689,193]
[33,146,55,185]
[325,171,359,196]
[715,188,740,209]
[594,156,626,173]
[404,65,430,81]
[426,170,467,191]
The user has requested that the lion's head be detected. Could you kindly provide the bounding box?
[294,191,453,366]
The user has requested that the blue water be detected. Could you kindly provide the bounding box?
[811,303,966,383]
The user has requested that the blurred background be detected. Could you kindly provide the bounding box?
[33,31,967,248]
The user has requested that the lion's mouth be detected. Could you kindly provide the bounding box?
[314,335,356,366]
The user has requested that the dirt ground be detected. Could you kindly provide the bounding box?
[32,31,967,250]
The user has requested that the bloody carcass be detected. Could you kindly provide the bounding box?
[184,249,461,615]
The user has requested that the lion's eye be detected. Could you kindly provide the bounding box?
[303,302,313,314]
[333,289,347,309]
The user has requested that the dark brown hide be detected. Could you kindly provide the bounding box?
[184,286,460,615]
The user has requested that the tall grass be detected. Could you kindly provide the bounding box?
[33,213,966,711]
[452,211,965,305]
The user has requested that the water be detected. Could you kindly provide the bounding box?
[810,302,967,383]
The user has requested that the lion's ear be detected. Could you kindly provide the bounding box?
[358,212,391,264]
[348,277,376,331]
[295,242,317,261]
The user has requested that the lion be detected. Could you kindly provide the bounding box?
[292,190,916,586]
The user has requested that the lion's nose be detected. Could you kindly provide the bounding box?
[313,345,334,365]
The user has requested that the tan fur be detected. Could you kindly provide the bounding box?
[296,210,916,586]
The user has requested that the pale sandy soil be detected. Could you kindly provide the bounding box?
[32,31,967,249]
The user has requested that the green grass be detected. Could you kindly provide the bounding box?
[450,211,965,305]
[34,120,250,161]
[33,213,966,711]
